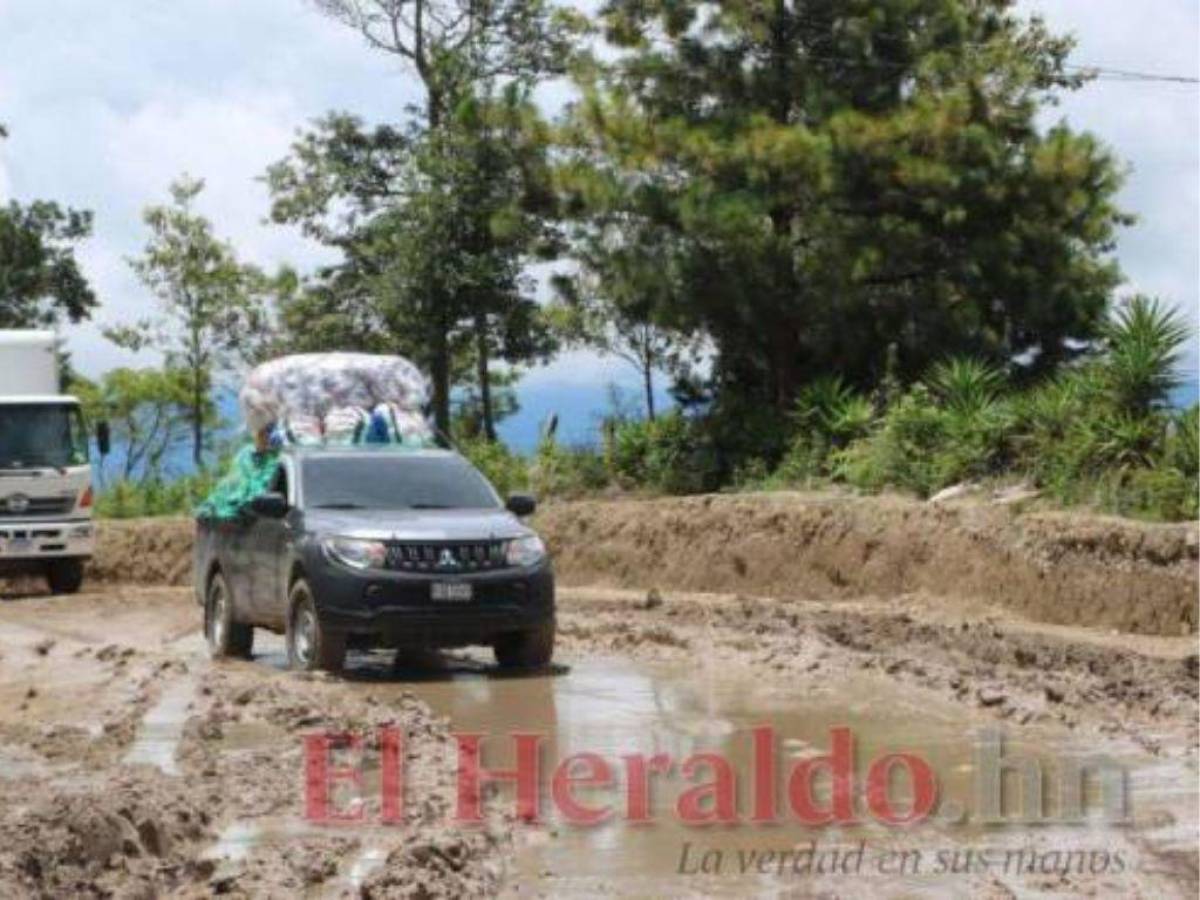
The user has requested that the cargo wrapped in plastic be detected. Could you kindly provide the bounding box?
[239,352,430,435]
[198,353,435,520]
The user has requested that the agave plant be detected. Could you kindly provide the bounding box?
[1102,296,1191,415]
[792,377,874,445]
[1071,409,1163,472]
[926,357,1007,414]
[1168,405,1199,477]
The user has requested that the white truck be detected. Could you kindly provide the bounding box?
[0,331,109,593]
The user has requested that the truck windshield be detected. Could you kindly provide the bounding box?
[303,455,501,511]
[0,404,89,470]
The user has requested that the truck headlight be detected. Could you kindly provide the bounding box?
[323,536,387,570]
[505,535,546,567]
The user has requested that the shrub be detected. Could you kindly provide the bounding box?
[457,438,529,498]
[1120,466,1198,521]
[610,412,714,494]
[777,376,875,482]
[96,469,222,519]
[1166,404,1199,478]
[832,386,948,496]
[1102,296,1190,415]
[831,371,1016,498]
[530,440,609,499]
[926,357,1006,414]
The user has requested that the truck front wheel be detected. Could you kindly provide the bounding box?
[286,579,346,673]
[46,559,84,595]
[206,571,254,659]
[494,620,556,669]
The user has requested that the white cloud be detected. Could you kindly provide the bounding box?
[521,349,643,390]
[1020,0,1199,367]
[0,0,1195,387]
[0,0,418,378]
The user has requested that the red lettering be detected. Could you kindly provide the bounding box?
[552,753,614,825]
[622,753,673,823]
[787,726,857,825]
[304,732,364,823]
[455,732,543,823]
[379,725,405,824]
[677,752,739,824]
[866,753,937,825]
[751,725,777,822]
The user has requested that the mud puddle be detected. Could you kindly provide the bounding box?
[242,634,1196,896]
[124,676,198,774]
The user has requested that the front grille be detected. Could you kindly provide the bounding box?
[0,495,74,518]
[384,540,509,573]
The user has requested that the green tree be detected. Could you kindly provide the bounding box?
[267,2,577,435]
[0,126,97,327]
[560,0,1129,422]
[267,88,559,437]
[73,368,206,481]
[312,0,579,132]
[549,217,703,421]
[109,176,270,466]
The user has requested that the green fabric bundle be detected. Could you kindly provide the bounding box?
[195,444,281,521]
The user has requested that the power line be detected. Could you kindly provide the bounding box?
[777,18,1200,86]
[1063,64,1199,85]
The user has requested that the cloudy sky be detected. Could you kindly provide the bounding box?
[1,0,1196,422]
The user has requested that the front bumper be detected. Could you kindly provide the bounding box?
[309,560,555,649]
[0,519,94,564]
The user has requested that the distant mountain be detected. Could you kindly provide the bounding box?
[498,380,673,452]
[1171,378,1198,410]
[101,369,1197,480]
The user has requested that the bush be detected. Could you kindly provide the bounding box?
[1119,466,1198,521]
[832,386,947,496]
[775,377,874,483]
[457,438,529,497]
[610,412,714,495]
[530,440,609,498]
[96,469,222,519]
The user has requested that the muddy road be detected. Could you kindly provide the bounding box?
[0,571,1195,898]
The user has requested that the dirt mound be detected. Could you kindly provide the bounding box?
[85,492,1198,635]
[88,517,193,586]
[535,492,1198,636]
[0,771,214,896]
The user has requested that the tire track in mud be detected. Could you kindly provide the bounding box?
[0,595,512,897]
[0,583,1195,897]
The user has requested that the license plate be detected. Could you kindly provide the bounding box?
[6,538,31,554]
[431,582,472,602]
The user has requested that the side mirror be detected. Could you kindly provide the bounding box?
[96,421,111,457]
[249,492,288,518]
[506,493,537,517]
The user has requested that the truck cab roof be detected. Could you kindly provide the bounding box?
[0,395,81,405]
[280,444,455,460]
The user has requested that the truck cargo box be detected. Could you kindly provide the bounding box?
[0,331,59,396]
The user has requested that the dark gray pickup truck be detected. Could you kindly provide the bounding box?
[193,446,554,672]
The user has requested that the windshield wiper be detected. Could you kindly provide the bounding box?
[313,502,368,510]
[409,503,454,510]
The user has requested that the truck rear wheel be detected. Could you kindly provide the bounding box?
[494,620,556,669]
[206,572,254,659]
[287,579,346,673]
[46,559,84,595]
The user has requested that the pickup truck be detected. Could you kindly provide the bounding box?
[193,446,555,672]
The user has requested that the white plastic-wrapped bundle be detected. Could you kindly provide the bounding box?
[372,403,435,446]
[240,353,430,434]
[278,414,323,446]
[323,406,371,445]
